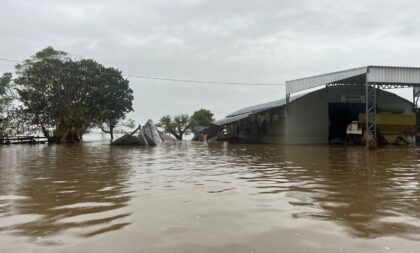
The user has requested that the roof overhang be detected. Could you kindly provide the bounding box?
[212,112,252,126]
[286,66,420,95]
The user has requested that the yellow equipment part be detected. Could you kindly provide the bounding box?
[358,113,416,134]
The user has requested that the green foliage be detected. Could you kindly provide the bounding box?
[190,108,214,132]
[124,119,136,129]
[0,73,12,94]
[158,109,214,140]
[96,66,134,139]
[0,73,15,137]
[159,114,190,140]
[15,47,134,143]
[0,73,13,110]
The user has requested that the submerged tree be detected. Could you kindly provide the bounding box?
[95,67,134,139]
[159,109,214,140]
[100,118,136,140]
[190,108,214,133]
[159,114,190,140]
[15,47,134,143]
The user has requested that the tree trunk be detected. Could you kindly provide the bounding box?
[40,123,50,139]
[169,130,182,140]
[101,124,115,139]
[51,124,82,143]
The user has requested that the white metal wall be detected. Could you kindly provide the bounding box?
[286,66,420,95]
[368,66,420,85]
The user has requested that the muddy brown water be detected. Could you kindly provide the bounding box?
[0,138,419,252]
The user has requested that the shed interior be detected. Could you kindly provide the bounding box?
[328,103,365,143]
[286,66,420,147]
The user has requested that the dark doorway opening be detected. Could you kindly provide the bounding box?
[328,103,365,143]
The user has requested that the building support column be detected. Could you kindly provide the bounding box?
[285,93,290,114]
[365,82,377,148]
[413,86,420,112]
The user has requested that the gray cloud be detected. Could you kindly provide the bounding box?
[1,0,419,122]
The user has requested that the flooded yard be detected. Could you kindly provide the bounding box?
[0,140,419,252]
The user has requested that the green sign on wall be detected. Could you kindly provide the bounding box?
[340,95,365,103]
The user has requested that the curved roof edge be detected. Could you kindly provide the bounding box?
[225,85,413,118]
[226,93,306,117]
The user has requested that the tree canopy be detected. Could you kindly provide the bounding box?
[159,108,214,140]
[15,47,134,143]
[0,73,15,137]
[190,108,214,133]
[95,66,134,139]
[159,114,190,140]
[0,73,13,112]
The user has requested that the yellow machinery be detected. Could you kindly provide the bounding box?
[359,113,416,144]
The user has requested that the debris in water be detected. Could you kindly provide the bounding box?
[111,120,165,146]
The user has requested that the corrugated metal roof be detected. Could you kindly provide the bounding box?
[213,112,252,126]
[286,65,420,94]
[368,66,420,84]
[218,65,420,125]
[227,98,286,117]
[227,94,305,117]
[286,66,368,94]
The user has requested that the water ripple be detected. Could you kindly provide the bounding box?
[0,141,419,252]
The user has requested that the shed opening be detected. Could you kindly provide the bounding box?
[328,103,365,144]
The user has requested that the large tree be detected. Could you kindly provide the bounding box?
[159,114,190,140]
[190,108,214,133]
[15,47,134,143]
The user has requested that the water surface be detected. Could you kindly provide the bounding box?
[0,139,419,252]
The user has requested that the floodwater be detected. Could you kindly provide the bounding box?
[0,138,419,253]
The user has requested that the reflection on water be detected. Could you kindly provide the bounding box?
[0,143,132,242]
[230,145,420,240]
[0,140,419,252]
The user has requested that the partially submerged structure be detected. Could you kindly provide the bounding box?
[112,120,164,146]
[212,66,420,147]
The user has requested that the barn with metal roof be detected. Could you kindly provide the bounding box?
[212,66,420,147]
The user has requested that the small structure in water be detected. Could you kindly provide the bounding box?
[0,136,48,145]
[192,126,209,141]
[111,120,165,146]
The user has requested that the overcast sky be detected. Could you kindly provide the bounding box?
[1,0,419,123]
